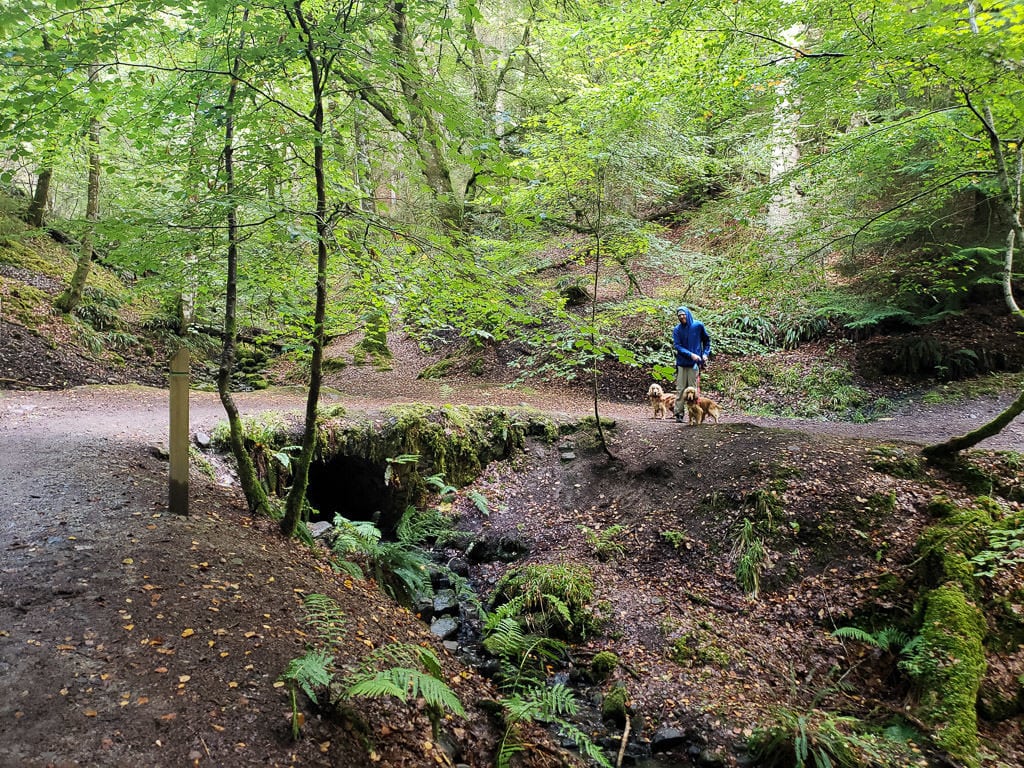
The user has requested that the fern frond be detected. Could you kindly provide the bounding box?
[414,673,466,717]
[279,648,333,703]
[347,668,465,717]
[302,593,346,646]
[491,594,536,625]
[347,672,410,701]
[832,626,876,645]
[876,626,911,652]
[482,617,528,657]
[540,593,573,630]
[331,515,382,556]
[416,646,444,679]
[534,683,578,720]
[558,721,613,768]
[333,558,365,580]
[496,738,525,768]
[502,693,544,725]
[360,642,421,670]
[833,625,912,653]
[468,490,490,516]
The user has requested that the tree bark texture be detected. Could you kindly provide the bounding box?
[55,76,101,315]
[26,167,52,228]
[923,388,1024,459]
[282,0,331,537]
[218,9,272,517]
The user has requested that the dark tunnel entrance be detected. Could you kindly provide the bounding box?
[306,455,404,533]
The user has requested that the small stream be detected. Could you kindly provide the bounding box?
[419,559,718,767]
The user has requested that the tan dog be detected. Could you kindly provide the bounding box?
[682,386,721,425]
[647,383,677,419]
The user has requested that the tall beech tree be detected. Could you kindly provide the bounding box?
[279,0,348,538]
[54,62,102,314]
[216,7,273,517]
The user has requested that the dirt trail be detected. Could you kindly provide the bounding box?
[0,382,1021,767]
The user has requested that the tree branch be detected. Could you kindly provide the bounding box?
[691,27,846,61]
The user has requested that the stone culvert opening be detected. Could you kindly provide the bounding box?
[306,455,404,532]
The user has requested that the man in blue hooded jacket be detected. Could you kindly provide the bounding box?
[672,306,711,423]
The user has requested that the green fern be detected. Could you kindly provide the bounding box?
[491,562,596,639]
[302,593,346,647]
[279,648,334,703]
[833,625,912,654]
[468,489,490,516]
[330,514,432,604]
[347,667,465,717]
[345,642,464,739]
[331,515,382,555]
[498,684,611,768]
[482,616,567,693]
[359,642,444,678]
[748,707,883,768]
[425,472,457,499]
[580,524,628,561]
[332,557,365,580]
[490,590,573,634]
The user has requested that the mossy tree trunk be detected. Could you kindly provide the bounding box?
[25,166,52,228]
[915,584,987,766]
[280,0,332,538]
[25,34,55,229]
[923,388,1024,459]
[55,63,101,315]
[217,9,272,517]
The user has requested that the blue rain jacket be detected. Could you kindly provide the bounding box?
[672,307,711,368]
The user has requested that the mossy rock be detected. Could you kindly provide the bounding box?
[977,674,1024,722]
[352,308,391,365]
[601,683,629,727]
[0,236,74,276]
[926,495,959,519]
[590,651,619,682]
[0,280,52,325]
[668,630,731,669]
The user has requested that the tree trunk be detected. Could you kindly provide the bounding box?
[25,34,55,229]
[25,166,52,228]
[967,0,1024,329]
[389,0,462,228]
[765,24,807,259]
[1004,229,1023,327]
[281,0,331,538]
[218,9,272,517]
[55,67,101,315]
[922,388,1024,459]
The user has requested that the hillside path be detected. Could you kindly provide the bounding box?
[0,381,1020,766]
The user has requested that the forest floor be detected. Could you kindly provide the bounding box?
[1,321,1024,768]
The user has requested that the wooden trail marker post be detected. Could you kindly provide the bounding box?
[168,347,190,516]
